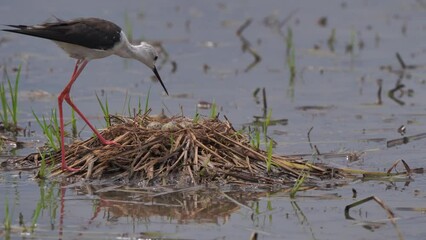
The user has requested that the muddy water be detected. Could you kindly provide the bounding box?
[1,0,426,239]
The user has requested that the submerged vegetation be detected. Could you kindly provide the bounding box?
[3,196,11,231]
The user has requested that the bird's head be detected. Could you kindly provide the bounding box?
[135,42,168,95]
[134,42,158,68]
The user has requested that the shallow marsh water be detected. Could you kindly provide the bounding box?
[1,0,426,239]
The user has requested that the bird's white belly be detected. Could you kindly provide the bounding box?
[53,41,114,60]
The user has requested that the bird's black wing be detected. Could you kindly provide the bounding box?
[3,18,122,50]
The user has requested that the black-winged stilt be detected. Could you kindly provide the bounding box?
[3,17,169,172]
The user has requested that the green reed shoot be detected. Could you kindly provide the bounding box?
[120,91,134,117]
[209,100,217,119]
[144,87,151,114]
[8,65,21,126]
[0,65,22,130]
[288,46,296,80]
[127,95,133,117]
[193,107,200,123]
[51,110,61,143]
[36,150,52,179]
[287,48,296,99]
[263,108,272,139]
[286,27,293,56]
[124,12,133,42]
[346,28,356,57]
[38,151,47,179]
[250,127,261,149]
[266,139,273,172]
[169,133,175,147]
[95,93,111,127]
[350,29,356,52]
[137,96,142,115]
[133,96,144,117]
[327,28,336,52]
[0,83,8,127]
[264,109,272,127]
[33,109,60,151]
[121,91,130,116]
[70,108,77,138]
[285,27,296,98]
[290,173,306,199]
[3,196,11,230]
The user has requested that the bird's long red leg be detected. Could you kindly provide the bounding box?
[58,59,118,172]
[58,60,82,171]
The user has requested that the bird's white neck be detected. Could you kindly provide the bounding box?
[112,31,157,69]
[113,31,138,59]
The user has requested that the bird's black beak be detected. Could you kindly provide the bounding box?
[152,66,169,95]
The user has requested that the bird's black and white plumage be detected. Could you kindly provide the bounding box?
[4,18,122,50]
[2,17,169,90]
[2,17,169,172]
[3,17,168,78]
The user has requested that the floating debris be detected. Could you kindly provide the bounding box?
[197,101,213,109]
[317,16,327,27]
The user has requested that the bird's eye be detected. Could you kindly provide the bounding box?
[154,56,158,61]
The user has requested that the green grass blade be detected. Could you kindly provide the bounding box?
[124,12,133,42]
[0,83,8,127]
[193,106,200,123]
[209,100,217,119]
[137,96,142,115]
[95,93,110,127]
[121,91,129,116]
[71,108,77,138]
[9,65,21,125]
[266,139,273,172]
[50,109,61,147]
[290,173,306,199]
[39,152,47,179]
[127,95,132,116]
[3,196,11,230]
[144,87,151,114]
[33,110,59,151]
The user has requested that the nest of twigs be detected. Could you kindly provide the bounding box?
[22,114,349,186]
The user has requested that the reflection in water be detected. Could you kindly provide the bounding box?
[236,18,261,73]
[386,133,426,148]
[382,52,423,106]
[7,180,273,238]
[344,196,404,240]
[79,184,266,225]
